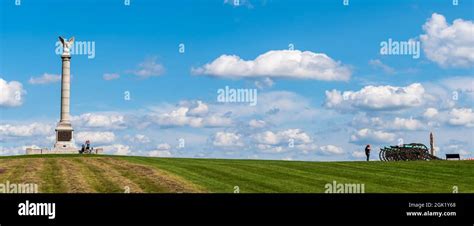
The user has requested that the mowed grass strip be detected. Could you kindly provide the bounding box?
[122,157,319,192]
[122,157,262,192]
[56,158,95,193]
[0,159,29,183]
[0,158,45,192]
[18,158,44,190]
[334,161,474,192]
[40,158,68,192]
[96,158,166,192]
[98,158,204,193]
[1,155,473,193]
[71,158,124,193]
[121,157,359,192]
[122,157,474,193]
[326,162,467,192]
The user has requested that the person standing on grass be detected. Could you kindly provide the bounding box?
[365,144,371,161]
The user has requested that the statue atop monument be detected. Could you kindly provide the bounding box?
[58,36,74,56]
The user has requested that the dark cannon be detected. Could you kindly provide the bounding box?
[379,143,441,161]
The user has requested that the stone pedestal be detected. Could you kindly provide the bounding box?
[53,123,76,153]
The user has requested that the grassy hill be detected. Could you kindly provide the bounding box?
[0,154,472,193]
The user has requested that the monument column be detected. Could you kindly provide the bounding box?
[60,55,72,123]
[53,36,76,153]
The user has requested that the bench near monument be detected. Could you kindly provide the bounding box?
[445,154,461,160]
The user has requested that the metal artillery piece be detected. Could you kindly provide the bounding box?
[379,143,442,161]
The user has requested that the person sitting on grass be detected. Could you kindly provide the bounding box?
[85,140,91,153]
[79,144,85,154]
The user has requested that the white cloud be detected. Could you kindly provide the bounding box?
[350,128,396,144]
[391,117,425,131]
[253,129,312,145]
[126,134,151,143]
[420,13,474,68]
[75,131,116,144]
[72,113,126,129]
[203,115,233,127]
[351,114,384,128]
[421,81,459,109]
[152,102,232,128]
[249,119,266,128]
[255,142,319,154]
[212,132,244,147]
[369,59,395,74]
[256,144,285,153]
[188,91,318,127]
[28,73,61,84]
[156,143,172,150]
[319,145,344,155]
[155,107,201,127]
[0,78,25,107]
[187,101,209,116]
[352,114,425,131]
[129,57,165,78]
[148,143,172,157]
[148,150,172,157]
[254,77,274,89]
[448,108,474,127]
[103,73,120,80]
[101,144,131,155]
[0,123,52,137]
[295,143,319,154]
[423,107,439,118]
[255,129,311,145]
[46,135,56,142]
[192,50,351,81]
[325,83,425,111]
[352,151,366,158]
[254,131,280,145]
[439,76,474,99]
[252,129,317,153]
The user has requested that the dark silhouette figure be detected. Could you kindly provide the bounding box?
[365,144,371,161]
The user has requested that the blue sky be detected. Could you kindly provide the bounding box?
[1,0,473,160]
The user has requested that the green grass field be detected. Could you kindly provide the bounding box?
[0,154,472,193]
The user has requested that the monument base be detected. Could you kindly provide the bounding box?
[53,122,77,153]
[26,148,78,155]
[51,145,78,153]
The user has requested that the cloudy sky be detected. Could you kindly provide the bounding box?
[1,0,473,160]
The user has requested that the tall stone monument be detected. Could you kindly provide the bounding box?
[430,132,434,156]
[53,36,76,153]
